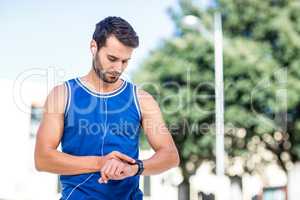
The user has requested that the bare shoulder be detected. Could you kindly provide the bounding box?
[44,83,68,115]
[136,88,154,101]
[136,88,160,114]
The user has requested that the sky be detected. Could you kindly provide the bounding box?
[0,0,177,82]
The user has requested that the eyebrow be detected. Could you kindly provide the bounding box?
[107,54,131,61]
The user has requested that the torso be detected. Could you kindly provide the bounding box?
[59,77,143,200]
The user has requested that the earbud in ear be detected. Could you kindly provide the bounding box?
[92,47,96,55]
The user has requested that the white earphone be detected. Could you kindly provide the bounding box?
[92,46,97,56]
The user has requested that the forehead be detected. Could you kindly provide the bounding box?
[102,35,134,59]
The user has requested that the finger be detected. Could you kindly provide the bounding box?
[115,163,125,177]
[113,152,135,164]
[102,172,109,183]
[122,165,131,177]
[104,163,114,180]
[115,166,123,177]
[99,172,109,184]
[100,164,110,183]
[115,166,128,180]
[98,177,103,183]
[108,162,119,179]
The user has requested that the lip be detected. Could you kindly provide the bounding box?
[107,73,120,77]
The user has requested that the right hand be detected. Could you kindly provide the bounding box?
[99,158,129,183]
[98,151,135,182]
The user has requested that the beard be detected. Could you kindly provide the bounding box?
[92,54,121,84]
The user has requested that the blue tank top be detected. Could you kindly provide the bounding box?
[59,77,143,200]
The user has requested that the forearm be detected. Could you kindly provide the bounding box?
[141,148,179,176]
[35,149,103,175]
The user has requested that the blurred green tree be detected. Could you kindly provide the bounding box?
[135,0,300,199]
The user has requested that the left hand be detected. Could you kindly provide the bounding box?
[98,158,138,184]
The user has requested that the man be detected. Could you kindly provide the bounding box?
[34,16,179,200]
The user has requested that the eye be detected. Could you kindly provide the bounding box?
[109,58,117,62]
[108,56,117,62]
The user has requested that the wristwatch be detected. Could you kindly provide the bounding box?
[133,159,144,176]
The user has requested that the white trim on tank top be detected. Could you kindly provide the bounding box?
[64,81,71,118]
[75,77,127,98]
[132,85,142,121]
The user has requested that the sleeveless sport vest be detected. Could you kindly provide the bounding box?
[59,77,143,200]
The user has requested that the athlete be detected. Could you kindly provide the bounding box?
[34,16,180,200]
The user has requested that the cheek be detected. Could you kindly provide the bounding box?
[101,60,111,68]
[97,55,111,68]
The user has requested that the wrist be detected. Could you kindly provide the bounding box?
[133,159,144,176]
[96,156,105,170]
[131,164,139,176]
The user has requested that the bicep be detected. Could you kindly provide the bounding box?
[36,113,64,151]
[138,90,176,151]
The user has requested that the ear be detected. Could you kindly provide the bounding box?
[90,40,98,56]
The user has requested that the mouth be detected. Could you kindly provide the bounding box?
[107,72,121,78]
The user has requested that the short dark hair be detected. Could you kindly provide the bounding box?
[92,16,139,49]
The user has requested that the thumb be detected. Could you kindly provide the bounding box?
[114,152,135,164]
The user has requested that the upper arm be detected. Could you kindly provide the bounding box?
[137,89,177,152]
[35,84,67,154]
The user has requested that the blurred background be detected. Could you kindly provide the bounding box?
[1,0,300,200]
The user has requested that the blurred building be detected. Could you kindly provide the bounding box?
[0,79,59,200]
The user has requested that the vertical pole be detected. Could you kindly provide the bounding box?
[214,11,225,177]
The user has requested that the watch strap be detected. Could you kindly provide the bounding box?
[134,159,144,176]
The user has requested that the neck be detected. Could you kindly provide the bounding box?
[82,69,123,93]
